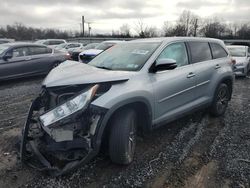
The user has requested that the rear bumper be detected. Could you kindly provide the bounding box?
[234,65,247,76]
[20,97,105,176]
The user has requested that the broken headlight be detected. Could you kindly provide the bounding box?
[40,84,99,127]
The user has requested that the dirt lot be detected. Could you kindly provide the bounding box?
[0,76,249,188]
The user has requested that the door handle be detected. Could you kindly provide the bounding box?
[215,64,221,69]
[187,72,196,78]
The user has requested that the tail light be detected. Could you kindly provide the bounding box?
[65,53,71,60]
[231,58,236,65]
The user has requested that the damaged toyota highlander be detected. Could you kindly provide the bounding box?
[20,37,234,176]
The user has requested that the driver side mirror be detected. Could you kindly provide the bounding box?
[3,53,12,61]
[151,58,177,73]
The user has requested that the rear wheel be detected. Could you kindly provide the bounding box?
[109,108,137,164]
[52,61,61,69]
[210,83,230,117]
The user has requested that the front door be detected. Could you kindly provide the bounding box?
[151,42,197,125]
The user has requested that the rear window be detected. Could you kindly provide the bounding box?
[49,41,65,45]
[210,43,228,59]
[228,47,246,57]
[188,42,212,63]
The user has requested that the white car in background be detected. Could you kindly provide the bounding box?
[55,42,84,52]
[35,39,67,48]
[78,40,124,63]
[227,45,250,76]
[0,38,15,44]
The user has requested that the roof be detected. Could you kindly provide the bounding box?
[1,42,47,48]
[227,45,248,48]
[131,37,224,44]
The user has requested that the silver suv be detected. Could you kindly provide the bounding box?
[21,37,234,176]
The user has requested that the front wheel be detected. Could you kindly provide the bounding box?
[109,108,137,165]
[210,83,230,117]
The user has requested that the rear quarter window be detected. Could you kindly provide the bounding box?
[188,42,212,63]
[210,43,228,59]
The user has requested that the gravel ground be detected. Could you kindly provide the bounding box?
[0,75,249,188]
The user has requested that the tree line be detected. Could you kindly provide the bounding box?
[0,10,250,40]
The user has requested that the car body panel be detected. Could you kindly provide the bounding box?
[0,43,68,80]
[22,37,234,175]
[43,60,136,87]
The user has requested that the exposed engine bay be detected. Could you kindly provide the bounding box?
[20,83,111,176]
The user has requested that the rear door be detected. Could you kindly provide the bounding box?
[28,46,53,73]
[187,41,227,102]
[151,42,197,124]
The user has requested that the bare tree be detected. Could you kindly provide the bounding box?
[162,21,174,36]
[237,23,250,39]
[120,24,131,37]
[144,26,158,37]
[199,18,226,38]
[134,19,148,38]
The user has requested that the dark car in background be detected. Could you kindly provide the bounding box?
[0,38,15,44]
[227,45,250,76]
[69,42,99,61]
[79,41,124,63]
[0,43,69,80]
[34,39,67,48]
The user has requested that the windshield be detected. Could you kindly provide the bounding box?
[84,43,98,50]
[228,47,246,57]
[56,43,67,49]
[0,44,10,55]
[95,43,115,51]
[88,42,160,71]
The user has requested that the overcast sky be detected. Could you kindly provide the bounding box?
[0,0,249,34]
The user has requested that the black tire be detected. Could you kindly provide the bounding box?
[210,83,230,117]
[109,108,137,165]
[51,61,61,69]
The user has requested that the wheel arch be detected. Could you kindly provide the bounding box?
[93,97,153,152]
[218,76,234,100]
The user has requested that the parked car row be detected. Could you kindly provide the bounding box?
[78,40,124,63]
[1,38,249,82]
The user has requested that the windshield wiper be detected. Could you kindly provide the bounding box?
[95,66,112,70]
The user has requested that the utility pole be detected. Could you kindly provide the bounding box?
[82,16,85,37]
[194,18,198,37]
[88,23,91,37]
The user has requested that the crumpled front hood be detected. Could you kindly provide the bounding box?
[43,60,135,87]
[79,49,103,56]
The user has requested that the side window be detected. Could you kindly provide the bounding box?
[210,43,228,59]
[157,42,188,67]
[69,44,80,48]
[50,41,64,45]
[188,42,212,63]
[29,46,51,55]
[43,41,49,45]
[12,47,30,58]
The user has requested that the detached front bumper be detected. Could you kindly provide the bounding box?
[20,97,106,176]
